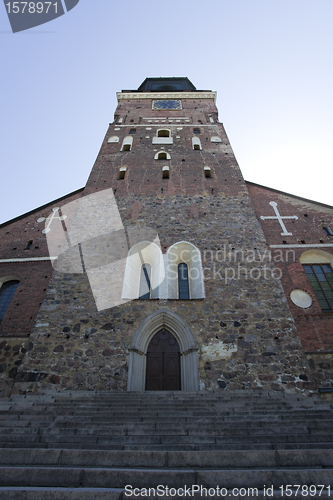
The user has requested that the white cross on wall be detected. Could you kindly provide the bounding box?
[260,201,298,236]
[37,207,67,234]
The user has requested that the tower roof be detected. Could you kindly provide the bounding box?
[137,77,197,92]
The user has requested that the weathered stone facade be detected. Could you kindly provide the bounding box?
[14,193,312,394]
[1,77,331,396]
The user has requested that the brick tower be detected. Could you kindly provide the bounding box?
[7,78,314,394]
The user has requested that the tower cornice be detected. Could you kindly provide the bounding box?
[117,91,217,102]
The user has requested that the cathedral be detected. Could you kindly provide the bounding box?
[1,77,333,398]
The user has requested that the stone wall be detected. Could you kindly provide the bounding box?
[14,193,314,395]
[306,352,333,393]
[0,338,29,397]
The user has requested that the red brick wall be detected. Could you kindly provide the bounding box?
[84,97,247,198]
[0,189,83,337]
[247,182,333,352]
[0,261,52,337]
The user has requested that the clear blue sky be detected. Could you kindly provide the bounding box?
[1,0,332,224]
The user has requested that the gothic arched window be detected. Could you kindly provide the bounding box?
[204,166,211,178]
[122,242,164,300]
[167,242,205,300]
[157,129,171,137]
[118,166,127,179]
[192,137,202,150]
[154,151,171,160]
[139,264,151,299]
[0,279,19,323]
[178,263,190,299]
[162,166,169,179]
[121,136,133,151]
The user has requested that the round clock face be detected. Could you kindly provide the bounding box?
[152,100,182,110]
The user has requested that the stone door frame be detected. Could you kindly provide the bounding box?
[127,308,199,391]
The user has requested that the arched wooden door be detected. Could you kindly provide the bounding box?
[145,329,181,391]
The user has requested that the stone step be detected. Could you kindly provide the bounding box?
[46,418,333,429]
[3,389,326,398]
[0,391,332,498]
[4,400,316,407]
[3,398,329,409]
[1,448,333,469]
[53,418,333,428]
[121,442,333,451]
[0,465,332,490]
[4,402,298,410]
[11,412,332,421]
[2,393,330,402]
[1,426,329,439]
[41,399,324,406]
[1,435,333,451]
[0,422,322,434]
[4,440,333,451]
[3,411,332,423]
[0,488,122,500]
[2,394,329,402]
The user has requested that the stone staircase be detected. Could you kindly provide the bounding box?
[0,390,332,499]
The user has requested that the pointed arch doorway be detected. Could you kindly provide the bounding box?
[127,309,199,392]
[146,329,181,391]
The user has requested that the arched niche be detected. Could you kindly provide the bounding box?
[154,151,171,160]
[192,136,202,150]
[167,241,205,299]
[300,249,333,264]
[118,166,127,180]
[108,136,119,143]
[0,275,20,287]
[204,166,211,178]
[162,166,169,178]
[127,308,199,392]
[157,129,171,137]
[121,136,133,151]
[122,241,164,300]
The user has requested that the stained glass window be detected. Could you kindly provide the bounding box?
[0,280,19,323]
[303,264,333,311]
